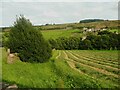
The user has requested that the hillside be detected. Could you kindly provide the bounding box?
[1,20,119,41]
[2,20,120,32]
[35,20,119,30]
[41,29,83,40]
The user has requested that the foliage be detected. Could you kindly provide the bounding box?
[48,38,58,49]
[48,31,119,50]
[49,37,81,50]
[7,16,52,62]
[2,32,9,47]
[98,30,112,35]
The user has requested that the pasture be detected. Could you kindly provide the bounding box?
[1,48,119,88]
[41,29,82,40]
[109,29,119,33]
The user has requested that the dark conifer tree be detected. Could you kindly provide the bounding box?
[7,15,52,63]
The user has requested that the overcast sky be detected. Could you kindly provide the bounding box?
[0,0,119,27]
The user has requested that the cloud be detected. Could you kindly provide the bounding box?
[1,0,119,2]
[1,2,118,27]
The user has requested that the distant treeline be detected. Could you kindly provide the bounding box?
[49,31,120,50]
[80,19,104,23]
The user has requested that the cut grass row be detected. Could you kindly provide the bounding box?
[74,62,119,85]
[70,51,119,72]
[72,51,118,65]
[69,50,118,69]
[70,50,118,62]
[69,51,118,68]
[65,51,119,76]
[61,51,119,88]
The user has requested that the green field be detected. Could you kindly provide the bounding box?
[41,29,82,40]
[109,29,119,33]
[1,28,119,41]
[1,26,119,88]
[1,48,119,88]
[1,29,83,41]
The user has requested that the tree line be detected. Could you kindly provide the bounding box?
[49,31,120,50]
[79,19,104,23]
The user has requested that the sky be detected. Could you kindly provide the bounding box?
[0,0,119,27]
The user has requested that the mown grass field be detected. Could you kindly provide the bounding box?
[1,48,119,88]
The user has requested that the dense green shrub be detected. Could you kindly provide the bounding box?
[98,30,112,35]
[7,15,52,63]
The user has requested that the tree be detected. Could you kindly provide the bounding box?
[80,39,92,50]
[98,30,111,35]
[48,38,58,49]
[2,32,9,47]
[67,37,80,50]
[7,15,52,63]
[56,37,67,50]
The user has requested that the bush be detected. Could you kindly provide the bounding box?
[2,32,9,47]
[7,15,52,63]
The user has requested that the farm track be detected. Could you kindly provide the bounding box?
[56,50,61,59]
[69,51,119,69]
[65,51,119,78]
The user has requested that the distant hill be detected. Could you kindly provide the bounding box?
[79,19,104,23]
[36,20,119,30]
[1,20,120,32]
